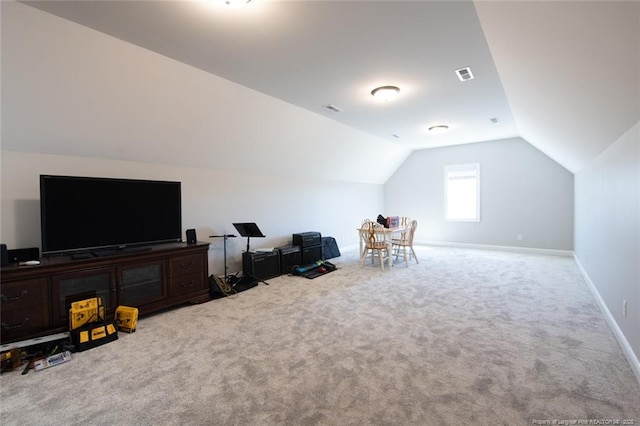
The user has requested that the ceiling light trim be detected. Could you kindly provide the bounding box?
[428,125,450,134]
[224,0,252,5]
[371,85,400,102]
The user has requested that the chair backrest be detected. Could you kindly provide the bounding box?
[360,220,388,247]
[407,220,418,244]
[397,216,411,239]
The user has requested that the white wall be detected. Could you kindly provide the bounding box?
[384,137,574,250]
[1,150,381,275]
[574,122,640,369]
[0,1,409,185]
[0,1,395,274]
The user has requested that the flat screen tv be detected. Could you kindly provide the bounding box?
[40,175,182,256]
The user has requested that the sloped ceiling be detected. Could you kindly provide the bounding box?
[12,0,640,174]
[475,0,639,173]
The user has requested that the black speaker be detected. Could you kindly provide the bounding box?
[292,232,322,248]
[301,245,323,265]
[1,244,8,266]
[243,251,280,280]
[186,229,197,244]
[276,245,302,275]
[7,247,40,263]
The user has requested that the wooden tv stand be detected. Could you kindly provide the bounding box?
[0,242,210,345]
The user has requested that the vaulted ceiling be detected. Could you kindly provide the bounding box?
[17,0,640,174]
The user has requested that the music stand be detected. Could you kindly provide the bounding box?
[232,222,265,253]
[232,222,270,287]
[209,233,236,283]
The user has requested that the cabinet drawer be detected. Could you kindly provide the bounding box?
[1,278,48,310]
[170,272,204,297]
[169,254,203,277]
[1,304,50,342]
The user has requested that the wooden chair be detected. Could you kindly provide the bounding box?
[395,216,411,240]
[359,220,391,271]
[392,219,418,267]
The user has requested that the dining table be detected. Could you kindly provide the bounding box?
[357,223,411,269]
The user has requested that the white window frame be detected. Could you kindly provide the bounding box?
[444,163,480,222]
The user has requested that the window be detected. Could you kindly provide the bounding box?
[445,163,480,222]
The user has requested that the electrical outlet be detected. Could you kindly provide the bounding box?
[516,234,523,241]
[623,299,627,318]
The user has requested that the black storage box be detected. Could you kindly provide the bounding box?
[71,319,118,352]
[275,245,302,275]
[243,251,281,280]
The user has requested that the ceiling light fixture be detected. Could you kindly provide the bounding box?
[428,125,449,134]
[371,86,400,102]
[224,0,251,6]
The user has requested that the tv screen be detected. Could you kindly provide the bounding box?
[40,175,182,256]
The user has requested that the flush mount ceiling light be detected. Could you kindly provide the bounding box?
[371,86,400,102]
[202,0,252,8]
[428,125,449,134]
[224,0,251,6]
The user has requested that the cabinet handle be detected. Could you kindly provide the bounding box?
[1,290,29,301]
[1,317,30,330]
[179,261,194,269]
[181,280,196,288]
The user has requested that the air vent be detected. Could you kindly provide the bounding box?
[323,104,343,113]
[455,67,474,82]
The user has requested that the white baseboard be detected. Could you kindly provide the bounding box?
[573,254,640,384]
[339,244,359,252]
[417,240,573,257]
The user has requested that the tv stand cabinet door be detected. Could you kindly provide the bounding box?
[51,267,117,328]
[0,277,50,343]
[118,260,166,307]
[168,252,207,298]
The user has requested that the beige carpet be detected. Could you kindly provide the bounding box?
[1,246,639,425]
